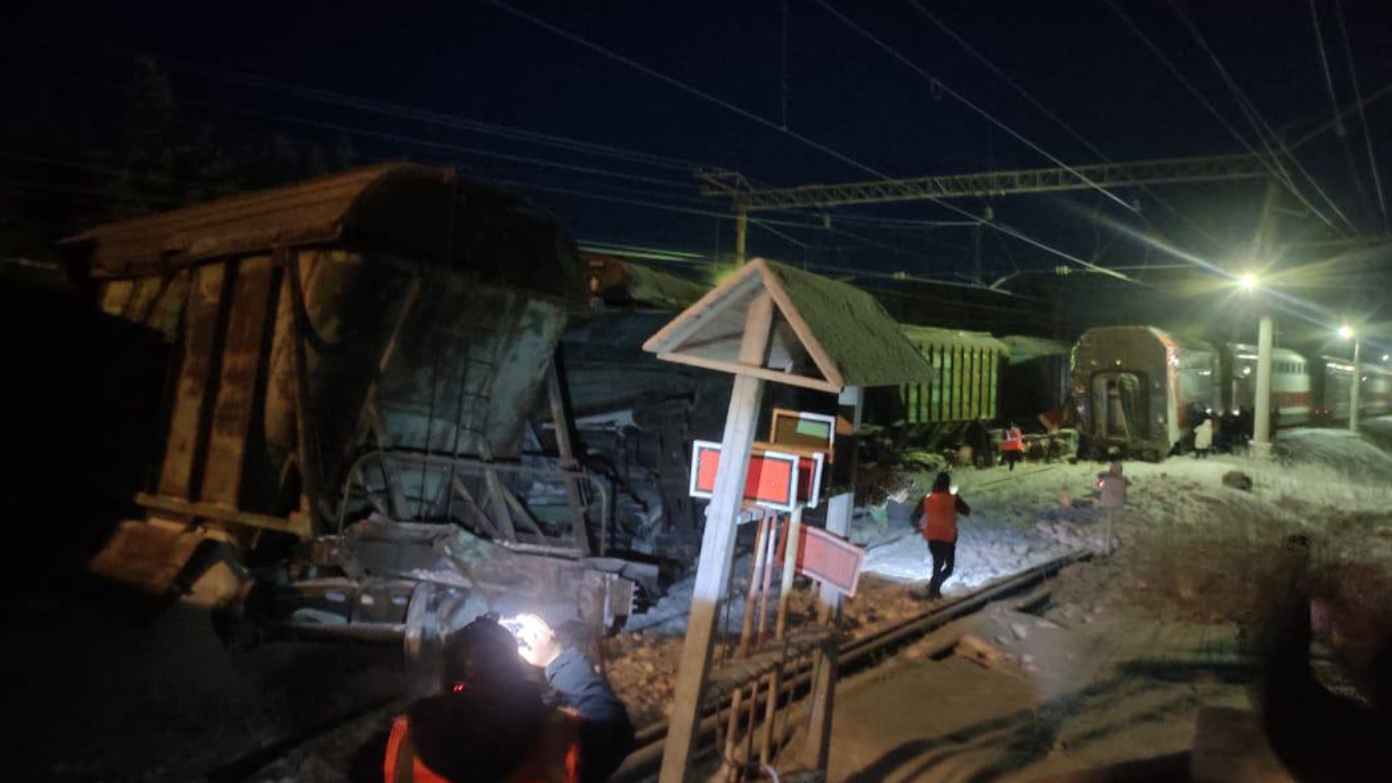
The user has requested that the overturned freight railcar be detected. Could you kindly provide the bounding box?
[1071,326,1220,459]
[62,164,649,650]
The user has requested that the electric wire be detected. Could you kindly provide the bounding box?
[0,27,709,173]
[1307,0,1368,209]
[481,0,1136,282]
[1162,0,1358,236]
[11,66,703,197]
[809,0,1137,214]
[1103,0,1350,237]
[901,0,1228,252]
[1333,0,1390,231]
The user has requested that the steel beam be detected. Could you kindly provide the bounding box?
[703,154,1267,212]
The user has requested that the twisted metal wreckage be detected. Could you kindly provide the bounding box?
[61,163,690,659]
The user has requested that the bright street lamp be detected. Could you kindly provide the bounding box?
[1339,324,1355,341]
[1238,271,1259,292]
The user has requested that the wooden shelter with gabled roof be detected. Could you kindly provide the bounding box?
[643,258,930,393]
[646,258,928,783]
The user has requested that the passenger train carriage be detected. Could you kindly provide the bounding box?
[1225,344,1312,426]
[1070,327,1220,460]
[1073,326,1392,458]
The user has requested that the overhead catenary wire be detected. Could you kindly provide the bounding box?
[1333,0,1389,232]
[1161,0,1358,237]
[1307,0,1369,210]
[11,66,705,199]
[481,0,1137,283]
[809,0,1137,215]
[0,27,709,174]
[1104,0,1351,238]
[901,0,1229,253]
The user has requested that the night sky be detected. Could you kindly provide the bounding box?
[3,1,1390,296]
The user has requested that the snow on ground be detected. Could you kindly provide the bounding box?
[226,423,1392,781]
[608,422,1392,730]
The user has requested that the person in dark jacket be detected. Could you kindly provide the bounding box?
[911,472,972,599]
[1257,535,1392,782]
[380,613,634,783]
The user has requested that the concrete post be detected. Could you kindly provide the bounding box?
[1252,315,1274,457]
[1351,338,1362,432]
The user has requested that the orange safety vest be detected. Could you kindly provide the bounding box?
[1002,428,1024,452]
[921,491,959,543]
[384,708,582,783]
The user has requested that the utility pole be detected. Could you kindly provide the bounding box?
[1253,315,1274,455]
[1351,337,1362,432]
[1250,178,1282,457]
[734,205,749,265]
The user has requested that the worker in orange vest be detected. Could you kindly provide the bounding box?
[912,471,972,600]
[381,613,633,783]
[1001,423,1025,471]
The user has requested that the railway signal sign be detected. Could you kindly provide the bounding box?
[797,525,865,597]
[690,441,827,512]
[690,441,801,512]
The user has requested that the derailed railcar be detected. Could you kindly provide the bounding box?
[61,164,649,651]
[894,327,1008,424]
[1000,335,1071,424]
[1071,326,1220,459]
[1363,363,1392,417]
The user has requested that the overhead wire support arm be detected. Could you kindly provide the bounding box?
[702,153,1268,212]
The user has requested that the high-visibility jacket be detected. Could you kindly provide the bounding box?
[1002,428,1024,453]
[384,708,582,783]
[921,491,959,543]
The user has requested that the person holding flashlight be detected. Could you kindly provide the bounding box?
[912,471,972,600]
[379,613,633,783]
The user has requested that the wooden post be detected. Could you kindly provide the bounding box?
[734,206,749,265]
[547,357,591,554]
[803,386,862,772]
[721,515,773,781]
[658,291,774,783]
[760,507,802,766]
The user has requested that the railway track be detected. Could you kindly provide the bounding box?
[611,549,1089,783]
[204,549,1088,783]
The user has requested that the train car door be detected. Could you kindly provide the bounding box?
[1093,372,1147,445]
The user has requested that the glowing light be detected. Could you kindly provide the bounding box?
[1238,271,1259,292]
[1339,324,1355,340]
[1383,355,1390,362]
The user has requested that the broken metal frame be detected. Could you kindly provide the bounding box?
[335,448,612,556]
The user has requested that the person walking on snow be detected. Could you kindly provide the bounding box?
[912,471,972,599]
[1097,461,1130,555]
[1001,423,1025,471]
[1193,417,1214,458]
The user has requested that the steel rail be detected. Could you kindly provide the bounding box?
[612,549,1089,782]
[201,549,1088,783]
